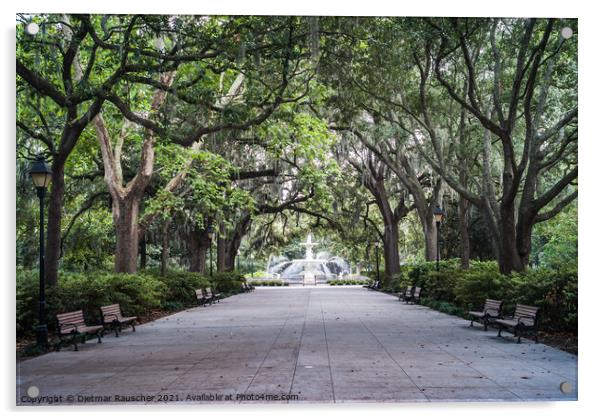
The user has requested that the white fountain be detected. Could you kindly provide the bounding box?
[267,233,351,285]
[300,233,318,285]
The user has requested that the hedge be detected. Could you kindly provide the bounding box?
[248,280,290,286]
[383,260,577,333]
[16,268,246,337]
[327,279,368,286]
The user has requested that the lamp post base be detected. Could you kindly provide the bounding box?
[35,324,49,349]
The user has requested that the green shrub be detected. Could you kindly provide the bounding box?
[16,268,39,336]
[421,298,466,318]
[54,272,164,321]
[510,264,577,332]
[17,269,165,337]
[209,271,245,294]
[147,269,210,308]
[453,261,512,310]
[393,259,577,333]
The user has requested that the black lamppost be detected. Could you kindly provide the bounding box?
[207,226,214,276]
[433,205,446,272]
[374,241,380,284]
[29,155,52,348]
[236,249,241,272]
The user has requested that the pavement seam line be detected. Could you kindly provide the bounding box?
[287,288,312,402]
[242,290,296,397]
[320,298,337,403]
[353,289,431,402]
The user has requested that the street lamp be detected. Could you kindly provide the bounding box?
[237,249,241,272]
[207,226,214,277]
[29,155,52,349]
[433,205,446,272]
[374,241,380,285]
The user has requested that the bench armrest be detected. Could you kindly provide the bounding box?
[103,314,119,322]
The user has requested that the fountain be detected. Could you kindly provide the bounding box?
[267,233,352,285]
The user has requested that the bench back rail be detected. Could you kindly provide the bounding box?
[57,310,87,334]
[512,304,539,325]
[100,304,123,322]
[483,299,502,317]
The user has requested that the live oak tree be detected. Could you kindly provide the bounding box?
[413,18,578,273]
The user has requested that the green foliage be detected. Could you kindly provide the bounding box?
[453,261,510,309]
[395,260,577,333]
[16,267,249,337]
[208,271,246,294]
[510,265,577,332]
[420,298,466,318]
[532,205,578,269]
[247,280,289,286]
[145,269,210,308]
[327,279,368,286]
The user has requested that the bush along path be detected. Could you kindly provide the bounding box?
[370,259,577,354]
[16,269,247,358]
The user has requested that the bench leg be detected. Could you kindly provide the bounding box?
[131,323,136,332]
[72,333,79,351]
[470,319,474,327]
[97,331,102,343]
[497,327,502,337]
[483,318,488,331]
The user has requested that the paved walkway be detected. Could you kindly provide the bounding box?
[17,287,577,404]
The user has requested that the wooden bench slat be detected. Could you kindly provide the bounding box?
[493,303,540,343]
[55,309,104,351]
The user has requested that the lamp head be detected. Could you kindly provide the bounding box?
[29,155,52,189]
[433,205,445,223]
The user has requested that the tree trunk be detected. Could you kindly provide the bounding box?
[516,216,536,269]
[225,249,236,272]
[458,196,471,269]
[364,172,403,282]
[139,232,147,270]
[161,219,170,276]
[113,197,141,273]
[382,222,401,280]
[497,204,525,274]
[216,223,227,272]
[44,163,65,287]
[223,215,251,272]
[187,226,211,274]
[423,217,438,261]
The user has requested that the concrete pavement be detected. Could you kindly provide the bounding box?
[17,286,577,404]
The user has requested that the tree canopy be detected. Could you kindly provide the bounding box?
[16,15,577,281]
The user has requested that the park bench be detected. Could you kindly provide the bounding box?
[468,298,502,331]
[245,281,255,291]
[56,310,103,351]
[100,304,138,337]
[196,288,210,306]
[368,280,381,290]
[403,286,421,304]
[204,287,222,304]
[398,285,412,301]
[362,281,374,289]
[493,303,540,343]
